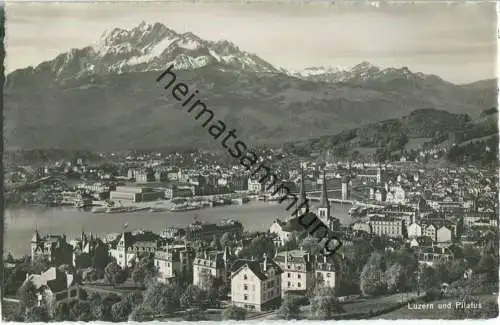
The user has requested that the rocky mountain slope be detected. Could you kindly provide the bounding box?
[4,22,497,150]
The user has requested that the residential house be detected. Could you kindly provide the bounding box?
[31,230,73,266]
[154,244,194,282]
[314,255,336,289]
[193,249,230,289]
[407,223,422,239]
[24,267,79,310]
[230,255,282,311]
[417,246,455,267]
[109,231,162,268]
[274,249,314,296]
[436,226,453,243]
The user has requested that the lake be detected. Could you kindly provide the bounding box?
[4,201,352,257]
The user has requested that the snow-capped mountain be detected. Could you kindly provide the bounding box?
[4,22,495,151]
[14,21,279,82]
[291,61,448,86]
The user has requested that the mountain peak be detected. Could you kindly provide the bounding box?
[15,21,280,82]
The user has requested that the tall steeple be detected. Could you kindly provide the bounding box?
[316,170,331,222]
[299,165,307,204]
[31,225,41,243]
[319,170,330,209]
[295,164,309,215]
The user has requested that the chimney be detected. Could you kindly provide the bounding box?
[323,255,327,264]
[263,253,267,271]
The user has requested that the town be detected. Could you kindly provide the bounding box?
[2,144,499,321]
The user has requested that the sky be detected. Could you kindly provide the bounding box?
[4,0,498,84]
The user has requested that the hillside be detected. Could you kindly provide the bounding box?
[4,22,497,151]
[285,108,498,164]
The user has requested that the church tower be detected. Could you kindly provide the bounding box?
[316,170,331,223]
[296,165,309,215]
[341,175,351,201]
[31,226,41,259]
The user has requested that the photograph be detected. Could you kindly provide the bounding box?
[1,0,498,322]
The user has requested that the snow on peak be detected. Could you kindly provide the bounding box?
[47,22,279,80]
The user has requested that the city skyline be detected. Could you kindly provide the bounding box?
[5,1,497,83]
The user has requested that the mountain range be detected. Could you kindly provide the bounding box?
[4,22,497,150]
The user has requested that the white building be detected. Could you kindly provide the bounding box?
[230,256,282,311]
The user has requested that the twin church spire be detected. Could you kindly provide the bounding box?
[297,166,331,221]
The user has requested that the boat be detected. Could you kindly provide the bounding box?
[170,204,201,212]
[91,206,107,213]
[149,207,166,212]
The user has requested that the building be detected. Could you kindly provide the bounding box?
[185,219,243,242]
[316,170,331,224]
[154,244,194,282]
[436,225,453,243]
[24,267,79,308]
[407,222,422,238]
[109,231,162,268]
[314,255,336,289]
[417,246,455,266]
[230,255,282,311]
[368,216,406,238]
[135,169,155,183]
[31,230,73,266]
[164,184,196,199]
[422,224,437,242]
[109,186,163,204]
[274,249,314,296]
[351,222,372,234]
[341,176,351,201]
[193,249,230,289]
[269,217,305,246]
[248,178,264,193]
[72,231,109,269]
[385,185,406,204]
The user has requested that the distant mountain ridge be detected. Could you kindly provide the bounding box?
[4,22,497,150]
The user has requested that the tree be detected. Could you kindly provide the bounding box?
[238,235,275,259]
[132,254,157,287]
[75,301,92,321]
[276,294,301,320]
[309,295,344,320]
[360,252,387,297]
[89,292,105,321]
[54,302,71,321]
[74,253,93,269]
[220,232,232,248]
[25,306,50,322]
[210,235,220,249]
[420,265,440,291]
[142,282,181,315]
[102,293,122,321]
[17,280,38,313]
[180,284,208,309]
[222,305,247,320]
[104,261,125,285]
[385,263,404,293]
[111,301,132,322]
[300,236,322,255]
[30,256,51,274]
